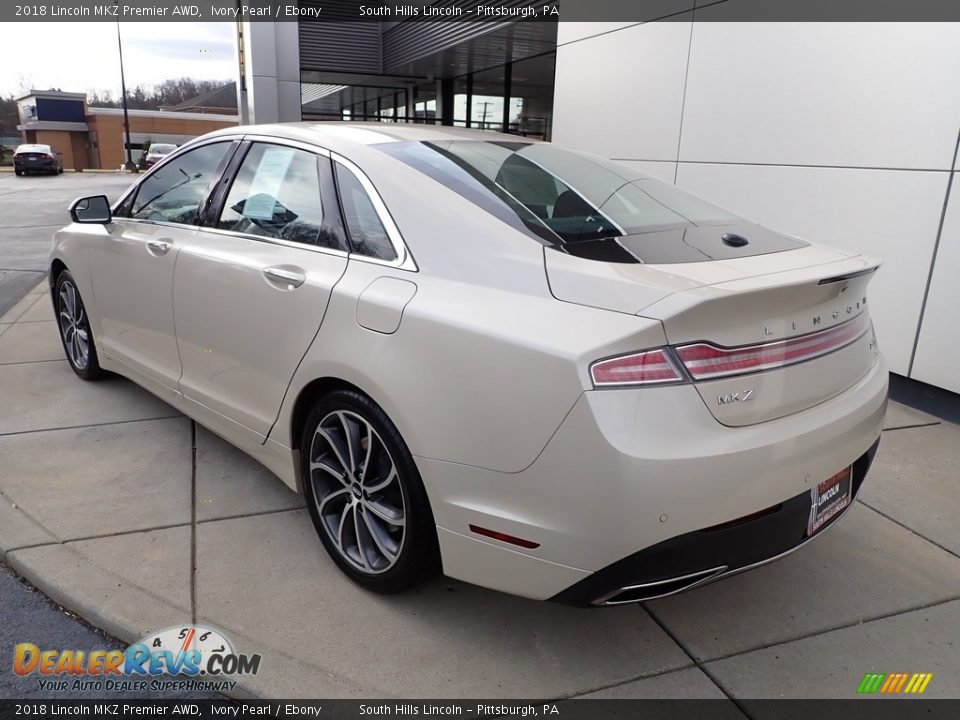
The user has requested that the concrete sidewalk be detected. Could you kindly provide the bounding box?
[1,280,959,701]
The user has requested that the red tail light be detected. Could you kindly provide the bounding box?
[675,313,871,381]
[590,348,684,387]
[590,313,871,388]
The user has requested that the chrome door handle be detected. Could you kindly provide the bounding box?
[146,240,172,256]
[263,267,306,288]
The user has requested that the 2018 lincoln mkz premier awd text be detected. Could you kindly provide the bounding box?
[50,123,886,605]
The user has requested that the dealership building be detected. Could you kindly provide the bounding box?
[234,9,960,399]
[15,89,237,171]
[12,7,956,400]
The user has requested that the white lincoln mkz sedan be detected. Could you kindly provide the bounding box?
[51,123,887,605]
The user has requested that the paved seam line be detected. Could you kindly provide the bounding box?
[0,359,67,367]
[858,500,960,563]
[5,521,194,551]
[558,663,698,700]
[0,486,62,553]
[0,415,184,439]
[0,293,42,324]
[190,420,198,625]
[881,422,942,432]
[7,543,192,619]
[196,506,304,525]
[6,507,304,553]
[686,594,960,668]
[642,604,754,717]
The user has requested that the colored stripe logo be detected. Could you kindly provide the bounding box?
[857,672,933,694]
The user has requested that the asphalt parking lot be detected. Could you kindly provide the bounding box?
[0,173,958,703]
[0,171,132,317]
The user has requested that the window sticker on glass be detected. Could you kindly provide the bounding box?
[243,147,295,220]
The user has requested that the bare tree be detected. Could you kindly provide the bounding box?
[86,78,231,110]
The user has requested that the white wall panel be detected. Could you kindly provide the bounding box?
[557,0,695,44]
[557,22,637,45]
[911,175,960,393]
[616,160,677,183]
[552,19,692,161]
[674,163,950,375]
[679,23,960,170]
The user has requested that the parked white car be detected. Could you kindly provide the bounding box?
[52,123,887,605]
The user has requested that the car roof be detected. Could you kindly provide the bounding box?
[200,121,539,153]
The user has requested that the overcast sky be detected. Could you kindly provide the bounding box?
[3,22,237,98]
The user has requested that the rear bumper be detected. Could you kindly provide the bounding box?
[420,356,888,602]
[14,161,57,172]
[551,438,879,606]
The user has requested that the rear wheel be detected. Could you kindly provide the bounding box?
[55,271,105,380]
[14,169,21,176]
[301,389,439,593]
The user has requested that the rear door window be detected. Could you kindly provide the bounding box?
[217,143,346,250]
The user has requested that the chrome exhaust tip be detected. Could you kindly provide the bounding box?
[592,565,728,606]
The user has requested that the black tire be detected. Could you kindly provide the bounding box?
[54,271,105,380]
[58,166,63,174]
[14,169,21,176]
[301,389,439,594]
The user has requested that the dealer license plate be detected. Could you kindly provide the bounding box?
[807,466,852,536]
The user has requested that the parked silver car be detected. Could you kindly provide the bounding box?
[51,123,887,604]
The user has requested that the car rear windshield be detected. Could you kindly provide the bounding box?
[374,140,738,245]
[149,144,177,154]
[15,145,51,154]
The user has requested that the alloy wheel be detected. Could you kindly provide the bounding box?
[58,279,89,370]
[308,410,407,574]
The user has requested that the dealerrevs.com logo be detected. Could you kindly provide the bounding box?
[13,625,261,693]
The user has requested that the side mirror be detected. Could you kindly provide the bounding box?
[69,195,111,224]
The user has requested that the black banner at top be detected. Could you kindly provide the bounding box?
[5,0,960,23]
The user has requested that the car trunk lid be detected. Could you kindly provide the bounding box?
[545,240,881,426]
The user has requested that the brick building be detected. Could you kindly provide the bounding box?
[15,89,237,171]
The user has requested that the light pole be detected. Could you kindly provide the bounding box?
[114,7,137,172]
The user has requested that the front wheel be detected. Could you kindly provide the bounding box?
[301,390,439,593]
[55,271,105,380]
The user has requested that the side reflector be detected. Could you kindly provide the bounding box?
[676,313,871,381]
[590,349,684,387]
[469,524,540,549]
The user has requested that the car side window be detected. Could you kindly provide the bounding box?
[333,162,397,262]
[130,142,230,225]
[218,143,346,250]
